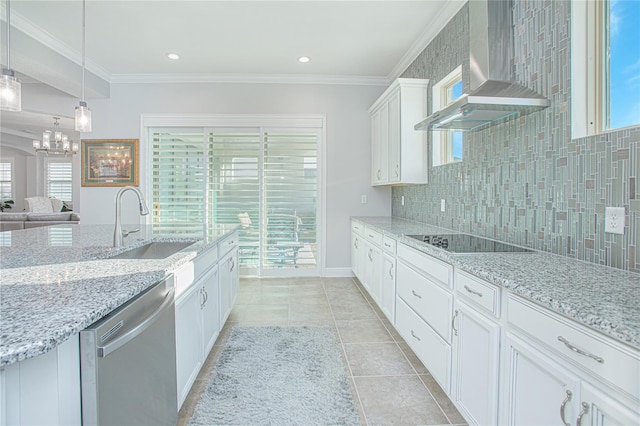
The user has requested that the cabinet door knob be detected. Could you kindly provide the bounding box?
[377,169,381,179]
[388,264,394,279]
[557,336,604,363]
[576,402,588,426]
[559,389,572,426]
[411,290,422,299]
[464,285,483,297]
[410,330,421,341]
[452,309,459,336]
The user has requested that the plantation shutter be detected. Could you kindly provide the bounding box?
[0,162,12,201]
[46,161,73,202]
[209,131,261,267]
[150,130,207,237]
[262,131,318,269]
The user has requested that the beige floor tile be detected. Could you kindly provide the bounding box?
[398,341,430,374]
[344,342,415,376]
[240,304,289,324]
[322,277,357,286]
[288,303,334,324]
[354,375,449,425]
[335,319,394,344]
[421,374,468,425]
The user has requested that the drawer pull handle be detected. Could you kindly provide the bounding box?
[463,285,483,297]
[354,239,359,249]
[557,336,604,364]
[395,164,399,177]
[377,169,381,179]
[368,249,373,261]
[576,402,588,426]
[388,265,394,279]
[411,290,422,299]
[452,309,459,336]
[410,330,421,341]
[559,389,572,426]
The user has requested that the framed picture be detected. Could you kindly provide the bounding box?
[81,139,139,187]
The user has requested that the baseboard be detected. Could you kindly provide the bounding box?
[322,267,354,278]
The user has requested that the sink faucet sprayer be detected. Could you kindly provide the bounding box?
[114,186,150,247]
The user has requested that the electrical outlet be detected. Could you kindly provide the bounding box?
[441,199,446,212]
[605,207,625,234]
[401,196,405,206]
[361,195,367,204]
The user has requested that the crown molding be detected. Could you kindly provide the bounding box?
[388,0,466,81]
[3,7,112,82]
[110,73,390,86]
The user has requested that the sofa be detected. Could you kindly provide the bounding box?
[0,197,80,231]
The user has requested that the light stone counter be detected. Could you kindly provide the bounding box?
[352,216,640,350]
[0,224,238,366]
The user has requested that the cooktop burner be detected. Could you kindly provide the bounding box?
[407,234,532,253]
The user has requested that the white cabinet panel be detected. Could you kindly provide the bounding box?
[381,253,396,323]
[452,300,500,425]
[396,298,451,393]
[369,78,429,186]
[201,265,220,357]
[175,283,203,409]
[219,247,239,326]
[579,382,640,425]
[502,333,581,426]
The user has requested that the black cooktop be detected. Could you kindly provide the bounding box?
[407,234,532,253]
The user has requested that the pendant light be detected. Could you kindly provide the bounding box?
[75,0,91,132]
[0,0,21,111]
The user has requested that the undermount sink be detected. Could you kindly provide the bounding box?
[109,241,195,260]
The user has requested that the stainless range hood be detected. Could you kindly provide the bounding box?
[415,0,550,132]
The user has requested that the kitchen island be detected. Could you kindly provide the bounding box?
[0,223,238,425]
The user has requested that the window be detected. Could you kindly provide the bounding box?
[148,119,322,277]
[572,0,640,137]
[432,66,463,166]
[46,160,73,202]
[0,160,13,201]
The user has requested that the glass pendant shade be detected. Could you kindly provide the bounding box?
[72,142,79,153]
[42,131,51,146]
[32,140,40,149]
[55,131,62,142]
[75,101,92,132]
[43,139,50,150]
[0,71,21,112]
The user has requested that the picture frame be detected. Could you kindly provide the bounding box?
[81,139,139,187]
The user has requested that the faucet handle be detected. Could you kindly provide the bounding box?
[122,228,140,238]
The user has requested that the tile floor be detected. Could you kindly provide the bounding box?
[178,276,467,426]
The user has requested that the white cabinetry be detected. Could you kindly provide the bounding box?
[451,272,501,426]
[381,236,396,323]
[219,246,239,326]
[395,243,453,392]
[369,78,429,186]
[502,295,640,426]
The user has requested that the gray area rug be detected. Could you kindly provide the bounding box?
[188,326,361,426]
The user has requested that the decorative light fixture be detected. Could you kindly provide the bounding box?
[75,0,91,132]
[0,0,21,111]
[167,53,180,60]
[33,117,79,156]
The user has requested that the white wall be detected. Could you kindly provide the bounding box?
[24,81,391,271]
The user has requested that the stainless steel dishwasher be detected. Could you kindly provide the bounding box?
[80,275,177,425]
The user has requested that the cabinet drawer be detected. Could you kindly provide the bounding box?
[507,295,640,398]
[455,271,500,317]
[193,244,218,281]
[396,297,451,393]
[397,243,452,289]
[364,227,383,246]
[351,221,364,235]
[218,232,238,257]
[397,261,453,343]
[382,236,397,254]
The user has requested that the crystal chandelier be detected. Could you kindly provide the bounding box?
[0,0,21,111]
[33,117,79,156]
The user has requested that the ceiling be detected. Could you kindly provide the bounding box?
[6,0,465,82]
[0,1,465,149]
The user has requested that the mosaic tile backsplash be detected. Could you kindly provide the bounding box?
[394,2,640,272]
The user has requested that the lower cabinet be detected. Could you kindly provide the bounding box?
[201,265,220,363]
[219,246,239,326]
[501,332,581,425]
[362,240,382,305]
[381,252,396,322]
[579,381,640,425]
[451,300,500,426]
[175,283,205,408]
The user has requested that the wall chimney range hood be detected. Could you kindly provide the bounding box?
[414,0,550,132]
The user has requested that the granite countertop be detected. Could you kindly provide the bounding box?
[352,216,640,351]
[0,223,238,367]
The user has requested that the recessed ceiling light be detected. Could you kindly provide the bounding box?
[167,53,180,60]
[298,56,310,63]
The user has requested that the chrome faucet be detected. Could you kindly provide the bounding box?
[114,186,150,247]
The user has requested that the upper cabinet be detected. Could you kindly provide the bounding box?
[369,78,429,186]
